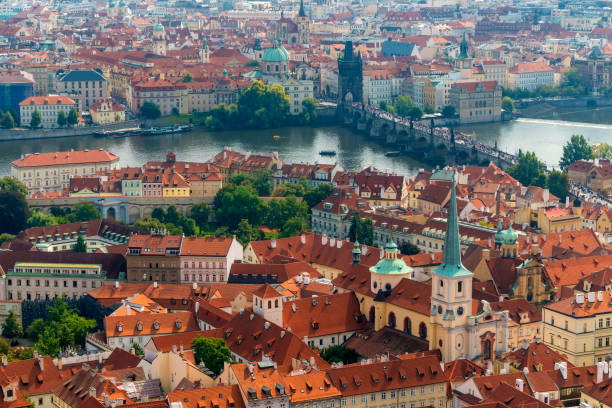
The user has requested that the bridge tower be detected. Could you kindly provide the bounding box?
[337,41,363,107]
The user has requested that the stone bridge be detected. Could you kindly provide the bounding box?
[343,105,516,169]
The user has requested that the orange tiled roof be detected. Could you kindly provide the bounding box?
[12,149,118,168]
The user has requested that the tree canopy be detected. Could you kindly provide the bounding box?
[73,235,87,252]
[30,110,41,129]
[560,134,593,170]
[0,191,29,234]
[319,345,360,364]
[213,184,269,230]
[140,102,161,119]
[2,311,22,341]
[191,336,232,377]
[506,151,546,187]
[0,176,28,196]
[348,213,374,246]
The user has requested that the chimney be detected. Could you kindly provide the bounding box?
[126,305,130,315]
[1,356,7,367]
[180,344,184,353]
[58,358,63,370]
[195,301,200,313]
[300,234,306,245]
[193,282,197,290]
[114,281,119,288]
[515,378,524,392]
[89,387,96,398]
[599,291,604,302]
[598,361,606,383]
[172,345,177,353]
[608,361,612,379]
[330,237,336,247]
[130,347,135,355]
[33,350,39,359]
[322,234,328,246]
[271,238,276,249]
[39,356,44,372]
[482,248,490,260]
[503,361,509,374]
[153,281,158,288]
[530,244,539,256]
[576,293,585,304]
[337,240,342,249]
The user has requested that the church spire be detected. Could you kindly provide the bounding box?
[459,32,468,59]
[432,174,472,277]
[298,0,306,18]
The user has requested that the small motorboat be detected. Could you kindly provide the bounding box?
[319,150,337,156]
[385,151,401,157]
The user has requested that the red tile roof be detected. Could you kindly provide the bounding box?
[11,149,118,168]
[19,95,75,106]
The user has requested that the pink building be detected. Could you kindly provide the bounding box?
[179,236,243,284]
[142,170,163,197]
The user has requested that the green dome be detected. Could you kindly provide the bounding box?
[494,219,504,244]
[153,23,164,31]
[263,41,289,63]
[352,241,361,255]
[502,223,518,244]
[369,240,412,275]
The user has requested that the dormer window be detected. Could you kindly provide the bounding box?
[136,322,143,331]
[153,321,160,330]
[175,321,182,329]
[117,324,123,332]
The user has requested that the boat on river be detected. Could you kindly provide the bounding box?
[142,124,193,135]
[93,124,192,138]
[319,150,336,156]
[385,151,401,157]
[93,127,143,137]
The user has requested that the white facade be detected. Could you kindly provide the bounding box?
[19,96,76,129]
[508,64,555,91]
[179,238,243,284]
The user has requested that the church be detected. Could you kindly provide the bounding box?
[270,0,310,46]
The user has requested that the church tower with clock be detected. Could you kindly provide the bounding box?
[430,173,509,363]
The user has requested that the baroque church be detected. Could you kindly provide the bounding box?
[270,0,310,46]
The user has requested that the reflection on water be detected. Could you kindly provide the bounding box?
[457,106,612,169]
[0,126,430,177]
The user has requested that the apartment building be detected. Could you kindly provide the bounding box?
[179,236,243,284]
[55,69,109,111]
[543,291,612,366]
[19,95,76,129]
[507,62,555,91]
[10,148,119,194]
[126,233,182,283]
[449,80,501,124]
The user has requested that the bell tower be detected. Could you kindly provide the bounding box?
[337,41,363,106]
[200,35,210,63]
[430,174,473,363]
[296,0,310,45]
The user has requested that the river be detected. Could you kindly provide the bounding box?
[2,105,611,177]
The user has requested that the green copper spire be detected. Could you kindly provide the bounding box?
[494,219,504,245]
[459,33,468,59]
[432,175,472,277]
[298,0,306,18]
[352,241,360,265]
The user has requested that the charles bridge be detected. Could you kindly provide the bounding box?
[342,104,517,169]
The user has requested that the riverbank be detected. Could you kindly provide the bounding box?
[0,120,142,142]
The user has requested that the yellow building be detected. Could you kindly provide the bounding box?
[515,205,582,233]
[162,172,190,197]
[188,173,223,198]
[89,98,125,124]
[490,298,542,350]
[543,291,612,366]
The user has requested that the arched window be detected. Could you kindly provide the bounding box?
[388,312,396,328]
[404,317,412,334]
[419,322,427,339]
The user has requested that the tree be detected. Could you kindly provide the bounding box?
[424,104,434,114]
[506,151,546,187]
[547,170,569,200]
[182,73,194,82]
[303,184,334,209]
[132,343,144,356]
[151,207,166,222]
[73,235,87,252]
[2,311,23,342]
[394,95,414,117]
[0,191,29,234]
[593,142,612,159]
[253,171,272,196]
[26,210,59,228]
[214,184,269,230]
[300,97,317,124]
[57,111,67,127]
[560,135,593,170]
[0,233,15,245]
[190,202,211,230]
[67,108,79,126]
[1,111,14,129]
[30,110,41,129]
[399,242,420,256]
[501,96,515,112]
[281,216,309,238]
[0,176,28,196]
[408,106,423,121]
[233,218,262,246]
[266,196,308,230]
[348,213,374,246]
[191,336,232,377]
[133,217,166,233]
[140,102,161,119]
[235,81,290,128]
[319,345,360,364]
[441,105,456,118]
[70,202,101,222]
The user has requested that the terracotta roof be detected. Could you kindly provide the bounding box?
[282,292,367,338]
[252,283,282,299]
[167,385,245,408]
[501,342,572,373]
[444,359,486,383]
[179,237,234,256]
[489,298,541,325]
[19,95,75,106]
[52,366,133,408]
[544,253,612,290]
[482,383,553,408]
[105,311,199,338]
[127,234,182,255]
[343,327,429,358]
[11,149,118,168]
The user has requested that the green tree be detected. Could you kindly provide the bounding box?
[319,345,360,364]
[399,242,420,256]
[233,218,262,246]
[424,104,434,114]
[0,176,28,196]
[300,97,317,123]
[0,191,29,234]
[57,111,67,127]
[140,102,161,119]
[73,235,87,252]
[2,311,23,341]
[266,196,308,230]
[408,106,423,121]
[182,73,194,82]
[1,111,14,129]
[501,96,515,112]
[560,135,593,170]
[273,180,309,197]
[441,105,456,118]
[30,110,41,129]
[35,327,61,357]
[348,213,373,246]
[214,184,268,230]
[547,170,569,200]
[394,95,414,117]
[190,202,211,231]
[26,210,58,228]
[303,184,334,209]
[235,81,290,128]
[506,151,546,187]
[593,142,612,159]
[133,217,166,233]
[132,343,144,356]
[281,216,309,238]
[67,108,79,126]
[0,233,15,245]
[191,336,232,377]
[69,202,101,222]
[151,207,166,222]
[253,171,272,196]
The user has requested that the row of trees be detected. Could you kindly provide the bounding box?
[502,68,587,100]
[379,95,460,119]
[28,108,78,129]
[506,151,569,199]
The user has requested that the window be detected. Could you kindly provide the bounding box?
[458,281,463,293]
